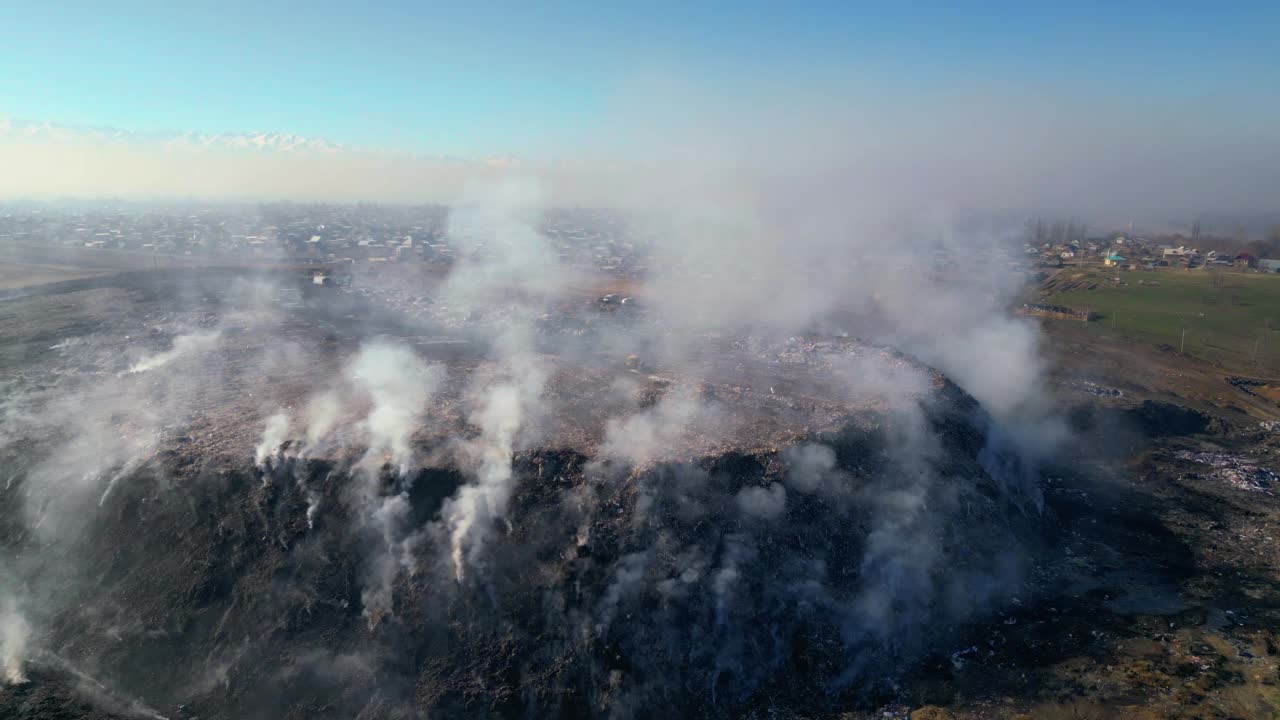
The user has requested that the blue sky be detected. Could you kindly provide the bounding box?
[1,1,1277,157]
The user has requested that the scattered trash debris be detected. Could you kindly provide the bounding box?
[1174,450,1279,493]
[1073,380,1125,398]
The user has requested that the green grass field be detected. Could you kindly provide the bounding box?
[1042,267,1280,372]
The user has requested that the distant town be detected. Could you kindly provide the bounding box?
[3,205,1280,291]
[1022,217,1280,273]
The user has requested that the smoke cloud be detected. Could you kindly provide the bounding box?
[444,358,546,582]
[126,329,222,375]
[735,482,786,521]
[434,179,566,583]
[0,593,28,685]
[348,342,440,477]
[254,412,290,470]
[0,92,1098,717]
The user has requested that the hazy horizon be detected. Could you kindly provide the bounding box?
[2,2,1278,214]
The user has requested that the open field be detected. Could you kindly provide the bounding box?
[0,261,118,290]
[1040,267,1280,372]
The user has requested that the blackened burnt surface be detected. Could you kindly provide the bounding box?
[0,410,1031,719]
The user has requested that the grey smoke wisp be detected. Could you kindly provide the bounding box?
[1,592,29,686]
[434,179,566,583]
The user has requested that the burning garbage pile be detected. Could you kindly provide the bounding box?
[0,185,1071,718]
[1071,380,1126,399]
[0,295,1051,719]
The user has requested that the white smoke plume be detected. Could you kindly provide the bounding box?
[444,347,547,583]
[734,482,786,521]
[435,178,568,583]
[348,342,440,477]
[359,492,413,626]
[18,278,291,535]
[782,443,839,495]
[595,551,649,635]
[344,341,443,623]
[711,533,755,630]
[32,649,172,720]
[125,329,221,375]
[254,411,290,470]
[302,391,343,451]
[245,338,445,623]
[599,389,719,467]
[0,593,29,685]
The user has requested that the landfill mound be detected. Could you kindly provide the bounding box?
[0,269,1042,719]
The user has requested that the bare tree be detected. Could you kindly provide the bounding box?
[1024,218,1039,245]
[1050,219,1066,246]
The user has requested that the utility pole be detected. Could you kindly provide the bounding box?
[1180,328,1188,355]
